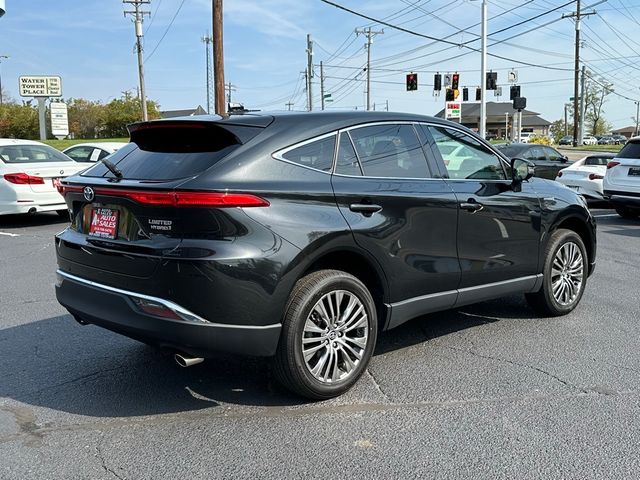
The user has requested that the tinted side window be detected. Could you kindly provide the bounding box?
[348,124,429,178]
[526,147,546,161]
[544,147,563,161]
[65,146,94,162]
[281,135,336,172]
[335,132,362,176]
[429,126,506,180]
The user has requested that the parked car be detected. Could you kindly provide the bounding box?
[582,135,598,145]
[598,135,616,145]
[559,135,574,146]
[54,112,596,399]
[494,143,569,179]
[519,132,535,143]
[556,153,616,200]
[0,139,86,216]
[62,142,128,163]
[612,134,627,145]
[603,137,640,218]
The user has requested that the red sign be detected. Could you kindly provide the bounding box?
[89,208,119,239]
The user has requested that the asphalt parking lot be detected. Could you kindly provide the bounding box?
[1,207,639,479]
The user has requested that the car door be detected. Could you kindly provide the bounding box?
[331,122,460,327]
[423,124,542,301]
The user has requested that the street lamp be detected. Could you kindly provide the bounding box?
[0,55,9,106]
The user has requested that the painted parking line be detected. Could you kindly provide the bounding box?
[0,232,20,237]
[593,214,620,218]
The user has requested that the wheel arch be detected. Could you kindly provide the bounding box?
[550,213,596,273]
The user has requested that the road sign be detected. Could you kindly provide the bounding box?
[445,101,461,120]
[508,70,518,84]
[444,73,452,88]
[50,102,69,138]
[19,76,62,97]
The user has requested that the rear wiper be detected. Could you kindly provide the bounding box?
[101,158,123,179]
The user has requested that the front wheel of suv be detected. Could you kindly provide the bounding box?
[525,229,588,317]
[274,269,378,400]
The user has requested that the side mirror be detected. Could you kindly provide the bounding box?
[511,157,535,184]
[561,156,569,163]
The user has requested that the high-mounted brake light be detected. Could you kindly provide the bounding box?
[59,185,269,208]
[607,161,620,169]
[4,173,45,185]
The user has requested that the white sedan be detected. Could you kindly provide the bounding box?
[62,142,128,163]
[583,135,598,145]
[0,139,86,216]
[555,153,616,200]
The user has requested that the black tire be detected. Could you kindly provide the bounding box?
[273,269,378,400]
[615,206,639,219]
[56,209,70,219]
[525,229,588,317]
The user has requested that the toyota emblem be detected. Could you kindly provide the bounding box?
[83,186,95,202]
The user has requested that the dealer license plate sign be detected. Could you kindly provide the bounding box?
[628,167,640,177]
[89,208,119,239]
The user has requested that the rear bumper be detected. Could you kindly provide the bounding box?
[0,200,67,215]
[55,270,282,357]
[603,190,640,208]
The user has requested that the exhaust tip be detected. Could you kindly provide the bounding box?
[27,207,37,214]
[174,353,204,368]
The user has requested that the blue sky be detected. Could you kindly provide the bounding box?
[0,0,637,128]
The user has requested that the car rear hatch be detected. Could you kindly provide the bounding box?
[57,117,270,280]
[607,141,640,188]
[21,162,85,193]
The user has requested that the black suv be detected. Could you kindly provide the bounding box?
[55,112,596,399]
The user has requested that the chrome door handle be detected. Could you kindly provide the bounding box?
[349,203,383,216]
[460,202,484,213]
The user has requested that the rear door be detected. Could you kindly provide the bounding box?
[424,124,541,291]
[331,122,460,315]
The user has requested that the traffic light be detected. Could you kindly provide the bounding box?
[406,73,418,91]
[487,71,497,90]
[452,73,459,90]
[476,87,481,101]
[462,87,469,101]
[510,85,521,100]
[446,88,454,101]
[513,96,527,111]
[434,73,442,91]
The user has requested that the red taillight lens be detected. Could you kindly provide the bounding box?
[557,171,563,178]
[588,173,604,180]
[607,161,620,169]
[59,185,269,208]
[4,173,45,185]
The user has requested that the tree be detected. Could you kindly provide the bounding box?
[584,73,614,136]
[67,98,105,139]
[549,119,566,143]
[0,102,39,138]
[102,91,161,138]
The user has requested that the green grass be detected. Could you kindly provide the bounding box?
[43,138,129,151]
[558,144,623,152]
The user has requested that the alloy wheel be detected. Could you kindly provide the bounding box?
[551,242,584,306]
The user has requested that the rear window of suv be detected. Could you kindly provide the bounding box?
[81,123,262,181]
[617,141,640,159]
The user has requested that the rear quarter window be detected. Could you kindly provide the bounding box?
[279,135,336,172]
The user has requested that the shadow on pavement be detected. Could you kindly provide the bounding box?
[0,296,533,416]
[0,212,68,229]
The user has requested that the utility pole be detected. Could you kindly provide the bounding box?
[304,69,309,111]
[635,101,640,137]
[579,65,586,144]
[480,0,488,138]
[385,100,389,111]
[564,103,569,136]
[306,34,313,111]
[225,81,236,104]
[123,0,150,121]
[355,27,383,111]
[505,112,509,141]
[0,55,8,106]
[320,61,325,111]
[563,1,595,147]
[201,34,213,114]
[212,0,225,115]
[285,101,294,111]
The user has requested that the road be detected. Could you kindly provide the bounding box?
[1,209,639,479]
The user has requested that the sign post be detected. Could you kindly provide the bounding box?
[18,75,63,140]
[50,101,69,140]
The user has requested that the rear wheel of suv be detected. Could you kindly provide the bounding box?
[615,206,639,219]
[525,229,588,317]
[274,270,377,399]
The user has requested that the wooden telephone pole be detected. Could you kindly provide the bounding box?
[213,0,225,115]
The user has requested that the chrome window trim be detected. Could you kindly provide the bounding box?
[57,270,281,330]
[272,131,338,175]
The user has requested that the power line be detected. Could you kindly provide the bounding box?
[145,0,186,62]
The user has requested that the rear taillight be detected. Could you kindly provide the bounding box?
[607,161,620,169]
[588,173,604,180]
[59,185,269,208]
[4,173,45,185]
[557,171,563,178]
